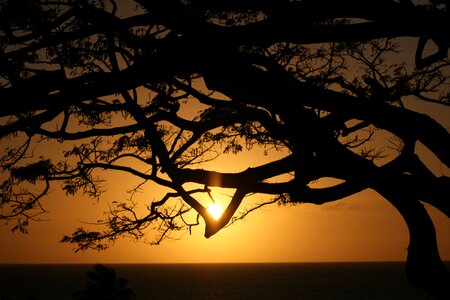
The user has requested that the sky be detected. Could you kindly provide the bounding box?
[0,97,449,264]
[0,172,449,264]
[0,0,449,265]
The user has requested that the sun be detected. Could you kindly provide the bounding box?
[207,203,223,220]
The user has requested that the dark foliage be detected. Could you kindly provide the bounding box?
[74,264,136,300]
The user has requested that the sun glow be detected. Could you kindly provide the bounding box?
[207,203,224,220]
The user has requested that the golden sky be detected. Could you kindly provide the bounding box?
[1,97,449,264]
[1,180,449,264]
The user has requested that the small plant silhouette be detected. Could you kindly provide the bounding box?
[74,264,137,300]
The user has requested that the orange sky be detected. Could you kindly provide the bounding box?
[0,179,449,264]
[0,98,449,264]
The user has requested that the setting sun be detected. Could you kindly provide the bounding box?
[207,203,224,221]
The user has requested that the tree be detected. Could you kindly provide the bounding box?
[0,0,449,298]
[74,264,137,300]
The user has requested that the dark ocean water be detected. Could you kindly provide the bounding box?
[0,262,439,300]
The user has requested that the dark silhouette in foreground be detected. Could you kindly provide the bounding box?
[1,0,449,298]
[74,264,137,300]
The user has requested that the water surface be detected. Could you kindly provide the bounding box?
[0,262,437,299]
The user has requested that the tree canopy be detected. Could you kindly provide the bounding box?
[0,0,449,298]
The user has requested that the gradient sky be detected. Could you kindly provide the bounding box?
[1,176,449,264]
[0,0,449,264]
[1,97,449,264]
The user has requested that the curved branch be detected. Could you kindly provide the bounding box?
[82,163,173,187]
[204,59,450,168]
[32,124,143,140]
[205,187,247,237]
[374,180,450,299]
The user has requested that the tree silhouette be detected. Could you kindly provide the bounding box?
[74,264,137,300]
[0,0,449,298]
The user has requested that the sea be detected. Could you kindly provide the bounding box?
[0,262,440,299]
